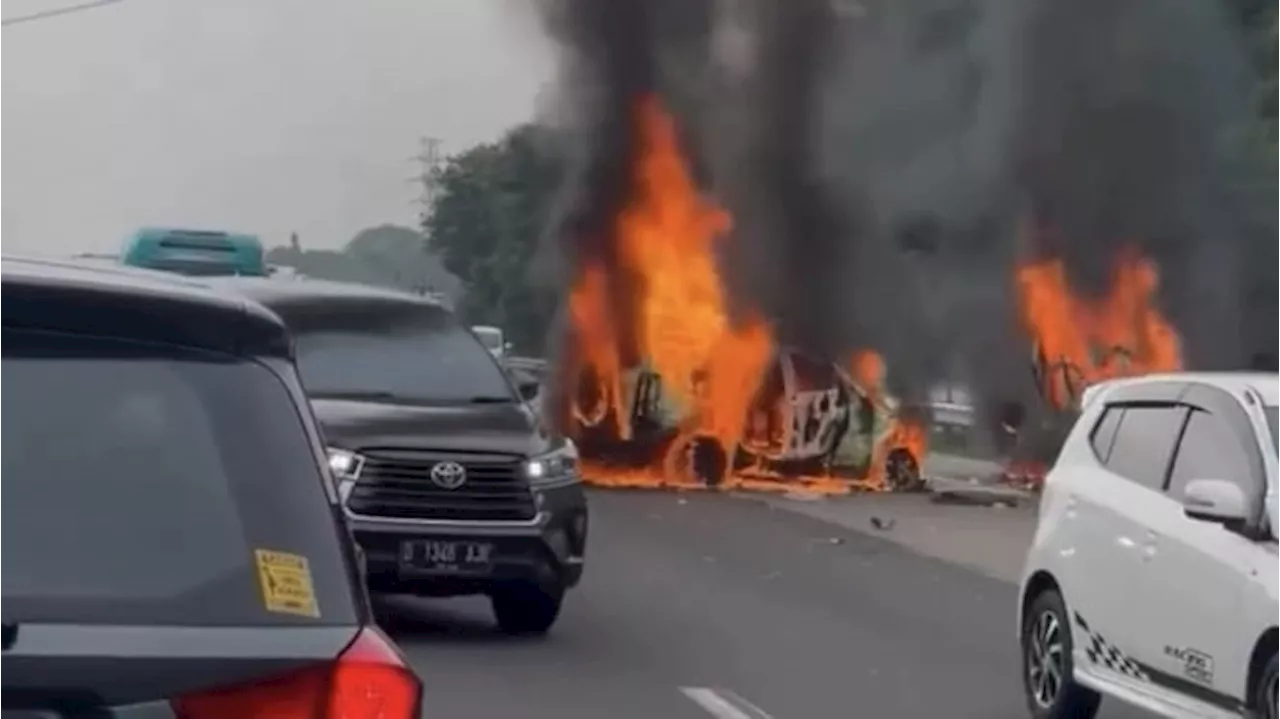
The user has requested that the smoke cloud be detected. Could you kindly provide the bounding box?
[701,0,851,361]
[1013,0,1271,372]
[532,0,1275,428]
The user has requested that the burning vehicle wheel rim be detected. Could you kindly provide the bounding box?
[1026,610,1064,709]
[689,437,728,486]
[885,449,921,492]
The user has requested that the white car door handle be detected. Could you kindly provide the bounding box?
[1116,535,1137,549]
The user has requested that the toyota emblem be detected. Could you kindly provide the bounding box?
[429,461,467,490]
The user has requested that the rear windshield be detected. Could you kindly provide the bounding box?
[1,328,357,626]
[291,310,516,404]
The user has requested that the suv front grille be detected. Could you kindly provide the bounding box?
[347,449,537,521]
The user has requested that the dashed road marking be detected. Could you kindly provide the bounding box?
[679,687,774,719]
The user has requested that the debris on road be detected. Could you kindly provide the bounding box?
[870,516,896,531]
[930,486,1029,508]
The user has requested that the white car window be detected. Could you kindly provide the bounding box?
[1103,404,1188,490]
[1166,409,1252,499]
[1089,406,1124,462]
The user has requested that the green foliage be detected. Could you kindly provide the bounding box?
[425,124,567,354]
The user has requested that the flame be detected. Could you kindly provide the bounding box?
[1016,240,1183,410]
[567,265,628,437]
[616,97,776,461]
[847,349,929,492]
[567,96,921,494]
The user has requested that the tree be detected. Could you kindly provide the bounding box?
[425,124,567,353]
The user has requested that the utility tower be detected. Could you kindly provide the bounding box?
[411,137,445,233]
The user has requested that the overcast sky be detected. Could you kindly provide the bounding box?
[2,0,555,255]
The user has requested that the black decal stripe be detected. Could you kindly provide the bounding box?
[1133,661,1244,714]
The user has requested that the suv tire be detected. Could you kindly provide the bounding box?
[1021,589,1101,719]
[491,582,563,636]
[1256,652,1278,719]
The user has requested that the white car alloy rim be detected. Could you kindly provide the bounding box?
[1026,610,1064,708]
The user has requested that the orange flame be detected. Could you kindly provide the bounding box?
[1016,240,1183,410]
[567,96,921,494]
[617,96,776,451]
[847,349,929,491]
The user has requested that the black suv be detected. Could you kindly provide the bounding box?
[1,258,422,717]
[211,278,588,635]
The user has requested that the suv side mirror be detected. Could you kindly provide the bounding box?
[517,380,540,402]
[1181,479,1248,524]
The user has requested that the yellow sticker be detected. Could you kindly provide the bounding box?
[254,549,321,618]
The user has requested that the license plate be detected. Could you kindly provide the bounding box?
[400,540,493,571]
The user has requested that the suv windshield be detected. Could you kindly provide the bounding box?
[1,328,357,626]
[292,310,515,404]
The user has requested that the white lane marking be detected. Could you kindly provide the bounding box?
[679,687,774,719]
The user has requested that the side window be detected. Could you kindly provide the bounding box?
[1103,405,1189,490]
[1089,406,1124,462]
[1166,409,1254,499]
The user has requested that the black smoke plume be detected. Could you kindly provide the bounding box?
[532,0,1275,439]
[701,0,853,362]
[1013,0,1272,372]
[536,0,874,369]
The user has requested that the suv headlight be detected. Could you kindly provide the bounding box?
[326,447,365,501]
[523,440,579,486]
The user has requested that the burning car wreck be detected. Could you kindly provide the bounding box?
[998,231,1186,489]
[568,346,927,493]
[548,96,925,495]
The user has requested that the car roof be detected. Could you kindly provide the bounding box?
[2,256,291,358]
[205,275,443,308]
[1084,371,1279,408]
[202,276,452,335]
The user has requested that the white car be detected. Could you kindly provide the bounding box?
[1017,372,1278,719]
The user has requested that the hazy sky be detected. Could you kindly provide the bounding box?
[2,0,555,255]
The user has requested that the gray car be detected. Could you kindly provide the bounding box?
[1,257,422,718]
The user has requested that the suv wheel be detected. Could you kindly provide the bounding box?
[1021,589,1100,719]
[1257,652,1278,719]
[490,582,563,636]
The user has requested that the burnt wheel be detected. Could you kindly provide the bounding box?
[885,449,923,492]
[662,434,729,487]
[690,437,728,487]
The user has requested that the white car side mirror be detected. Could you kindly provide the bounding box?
[1181,479,1248,524]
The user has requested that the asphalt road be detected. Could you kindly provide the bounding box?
[378,490,1153,719]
